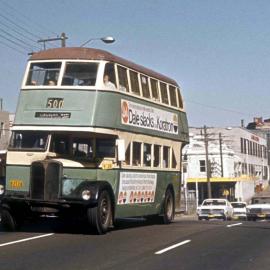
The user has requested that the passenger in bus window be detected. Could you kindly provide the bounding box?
[103,74,116,90]
[48,80,56,86]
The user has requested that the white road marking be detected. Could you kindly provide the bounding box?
[227,223,242,228]
[0,233,54,247]
[155,240,191,255]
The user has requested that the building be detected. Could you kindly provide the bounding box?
[183,127,269,205]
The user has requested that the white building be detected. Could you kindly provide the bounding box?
[183,127,269,204]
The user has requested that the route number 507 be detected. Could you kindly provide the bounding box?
[46,98,64,109]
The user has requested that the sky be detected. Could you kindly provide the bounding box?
[0,0,270,128]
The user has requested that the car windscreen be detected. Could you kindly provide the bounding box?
[9,131,49,151]
[202,200,226,206]
[231,203,246,208]
[252,198,270,204]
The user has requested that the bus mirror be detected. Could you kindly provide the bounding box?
[116,139,125,161]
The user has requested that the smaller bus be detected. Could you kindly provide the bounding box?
[0,47,189,234]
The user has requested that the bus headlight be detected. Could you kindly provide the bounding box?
[0,184,4,195]
[82,190,91,200]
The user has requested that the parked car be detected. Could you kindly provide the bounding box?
[231,202,247,220]
[246,196,270,221]
[197,198,233,221]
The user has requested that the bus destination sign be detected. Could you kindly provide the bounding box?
[35,112,71,119]
[121,99,178,134]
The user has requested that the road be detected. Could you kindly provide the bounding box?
[1,216,270,270]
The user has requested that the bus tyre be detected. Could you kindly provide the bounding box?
[162,188,175,224]
[87,190,112,234]
[1,209,20,231]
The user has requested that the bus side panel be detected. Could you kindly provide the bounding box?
[114,171,180,218]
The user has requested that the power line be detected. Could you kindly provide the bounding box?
[186,99,255,117]
[0,0,58,37]
[0,32,30,52]
[0,12,41,40]
[0,26,39,51]
[0,39,26,55]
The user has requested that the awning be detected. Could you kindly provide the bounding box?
[187,175,258,183]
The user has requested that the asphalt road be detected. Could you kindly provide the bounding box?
[1,216,270,270]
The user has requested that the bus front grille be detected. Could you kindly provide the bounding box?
[30,161,62,201]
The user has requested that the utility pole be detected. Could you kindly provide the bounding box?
[219,132,224,177]
[38,32,68,50]
[203,125,212,198]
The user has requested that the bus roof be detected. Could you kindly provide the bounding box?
[30,47,179,86]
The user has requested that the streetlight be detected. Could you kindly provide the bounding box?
[80,36,115,47]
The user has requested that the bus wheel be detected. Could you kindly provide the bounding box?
[162,188,175,224]
[87,190,112,234]
[1,208,20,231]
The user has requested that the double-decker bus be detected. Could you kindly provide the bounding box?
[0,47,189,234]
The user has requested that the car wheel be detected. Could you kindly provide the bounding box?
[1,208,21,231]
[87,189,112,234]
[161,188,175,224]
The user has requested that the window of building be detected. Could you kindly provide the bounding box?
[163,146,170,168]
[117,65,129,92]
[154,145,161,167]
[140,75,150,98]
[150,78,160,101]
[169,85,177,107]
[132,142,141,166]
[62,62,98,86]
[0,122,3,138]
[143,143,151,167]
[160,82,169,104]
[129,70,140,95]
[26,62,61,86]
[199,160,206,172]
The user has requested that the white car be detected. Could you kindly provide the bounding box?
[246,196,270,221]
[197,198,233,221]
[231,202,247,220]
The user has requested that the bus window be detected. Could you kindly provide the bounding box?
[72,138,93,159]
[163,146,170,168]
[169,85,177,107]
[26,62,61,86]
[140,75,150,98]
[96,138,115,158]
[9,131,49,151]
[125,143,131,165]
[160,82,169,104]
[62,62,98,86]
[172,149,177,168]
[153,145,161,167]
[117,65,129,92]
[132,142,141,166]
[104,63,116,90]
[50,135,70,155]
[177,88,183,109]
[129,70,140,96]
[150,78,160,101]
[143,143,151,167]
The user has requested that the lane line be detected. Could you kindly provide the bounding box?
[0,233,54,247]
[155,240,191,255]
[227,223,242,228]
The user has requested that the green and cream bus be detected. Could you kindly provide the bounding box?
[0,47,189,234]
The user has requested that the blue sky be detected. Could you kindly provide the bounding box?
[0,0,270,127]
